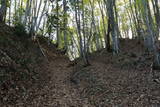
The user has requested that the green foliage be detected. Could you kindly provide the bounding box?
[14,23,29,38]
[0,0,10,7]
[12,6,25,26]
[46,14,57,35]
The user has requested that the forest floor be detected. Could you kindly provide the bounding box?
[0,23,160,107]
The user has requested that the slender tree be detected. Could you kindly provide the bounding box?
[0,0,7,22]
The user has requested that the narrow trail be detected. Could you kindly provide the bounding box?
[28,57,91,107]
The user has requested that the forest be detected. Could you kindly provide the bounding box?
[0,0,160,106]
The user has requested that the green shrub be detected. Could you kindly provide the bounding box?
[14,23,29,38]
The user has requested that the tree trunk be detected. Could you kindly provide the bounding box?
[0,0,7,23]
[63,0,68,51]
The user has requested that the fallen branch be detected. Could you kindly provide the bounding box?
[36,38,49,62]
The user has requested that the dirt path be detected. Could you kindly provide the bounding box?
[26,57,90,107]
[1,48,159,107]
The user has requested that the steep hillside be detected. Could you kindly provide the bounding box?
[0,23,46,105]
[0,23,73,106]
[71,39,160,106]
[0,23,160,106]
